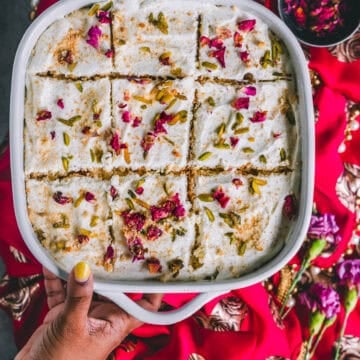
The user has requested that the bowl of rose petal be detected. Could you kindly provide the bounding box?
[279,0,360,47]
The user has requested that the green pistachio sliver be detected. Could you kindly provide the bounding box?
[259,154,267,164]
[135,178,146,189]
[57,115,81,127]
[176,227,187,236]
[88,3,100,16]
[163,136,175,146]
[63,132,70,146]
[75,82,83,92]
[216,122,226,138]
[90,149,95,162]
[163,182,170,196]
[53,214,70,229]
[128,190,136,199]
[198,152,212,161]
[133,95,152,104]
[68,62,78,72]
[198,193,214,202]
[280,148,287,161]
[118,39,126,46]
[238,241,247,256]
[176,110,188,123]
[225,232,235,244]
[234,127,249,135]
[170,67,183,77]
[157,12,169,34]
[93,148,103,163]
[141,104,147,110]
[202,61,218,70]
[74,194,84,208]
[94,120,102,128]
[260,50,272,68]
[61,157,69,171]
[125,198,135,210]
[204,207,215,222]
[214,141,231,149]
[101,1,113,11]
[219,213,235,228]
[165,98,177,111]
[207,96,216,106]
[90,215,99,227]
[242,147,254,154]
[140,46,151,53]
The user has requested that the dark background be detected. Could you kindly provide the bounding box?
[0,1,33,358]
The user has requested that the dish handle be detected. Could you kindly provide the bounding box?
[96,290,228,325]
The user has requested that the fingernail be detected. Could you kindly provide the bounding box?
[74,261,91,283]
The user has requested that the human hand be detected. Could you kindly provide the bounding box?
[16,262,163,360]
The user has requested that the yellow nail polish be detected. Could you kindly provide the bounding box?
[74,261,91,283]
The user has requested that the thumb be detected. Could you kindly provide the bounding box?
[63,261,93,324]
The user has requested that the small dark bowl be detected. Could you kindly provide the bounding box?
[278,0,360,47]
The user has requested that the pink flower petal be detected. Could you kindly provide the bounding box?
[110,130,121,155]
[233,32,243,48]
[200,35,211,47]
[122,111,131,123]
[57,99,64,109]
[231,97,250,110]
[147,225,163,241]
[250,111,267,123]
[86,26,102,49]
[53,191,72,205]
[141,132,156,153]
[36,110,52,121]
[213,187,230,209]
[121,211,146,231]
[135,187,144,195]
[132,116,142,128]
[209,47,226,68]
[127,237,145,262]
[239,51,250,63]
[50,131,56,140]
[232,178,243,189]
[243,86,257,96]
[85,192,96,203]
[97,11,111,24]
[110,185,118,200]
[209,37,224,49]
[237,19,256,32]
[230,137,239,148]
[105,49,114,58]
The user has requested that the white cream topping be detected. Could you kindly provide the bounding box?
[25,76,112,175]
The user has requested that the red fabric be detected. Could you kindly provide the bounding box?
[0,1,359,359]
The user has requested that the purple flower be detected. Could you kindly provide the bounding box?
[299,283,340,319]
[337,259,360,286]
[308,213,341,244]
[86,26,102,49]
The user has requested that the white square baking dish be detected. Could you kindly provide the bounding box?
[10,0,314,324]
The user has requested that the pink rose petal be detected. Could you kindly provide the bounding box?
[231,97,250,110]
[237,19,256,32]
[250,111,267,123]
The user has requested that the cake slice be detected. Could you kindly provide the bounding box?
[26,176,112,275]
[112,6,198,76]
[110,77,195,170]
[192,80,298,170]
[198,5,292,81]
[107,174,196,280]
[24,76,112,175]
[28,8,113,77]
[192,171,298,280]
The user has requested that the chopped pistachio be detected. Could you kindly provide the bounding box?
[101,1,113,11]
[63,132,70,146]
[202,61,218,70]
[128,190,136,199]
[234,127,249,135]
[57,115,81,127]
[140,46,151,53]
[141,104,147,110]
[198,151,212,161]
[204,207,215,222]
[135,178,146,189]
[259,154,267,164]
[133,95,153,104]
[125,198,135,210]
[214,140,231,149]
[238,241,247,256]
[175,110,188,123]
[163,136,175,146]
[61,157,69,171]
[253,178,268,186]
[170,67,183,77]
[133,197,151,210]
[204,268,219,281]
[167,258,184,278]
[159,51,172,62]
[79,228,91,237]
[93,147,103,163]
[242,147,254,153]
[225,232,235,244]
[68,62,77,72]
[90,149,95,162]
[53,214,70,229]
[160,93,174,104]
[198,193,214,202]
[157,12,169,34]
[124,146,131,164]
[163,182,170,196]
[176,227,187,236]
[74,194,84,208]
[88,4,100,16]
[75,82,83,92]
[90,215,99,227]
[207,96,216,106]
[216,122,226,138]
[280,148,287,162]
[260,50,272,68]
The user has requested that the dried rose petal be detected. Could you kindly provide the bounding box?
[36,110,52,121]
[146,257,162,273]
[93,113,100,120]
[104,245,115,262]
[209,47,226,68]
[230,137,239,148]
[57,99,64,109]
[239,51,250,63]
[231,97,250,110]
[250,111,267,123]
[147,225,163,241]
[121,211,146,231]
[233,32,243,47]
[243,86,256,96]
[127,236,145,262]
[50,131,56,140]
[141,132,156,153]
[200,35,211,47]
[237,19,256,32]
[85,192,96,203]
[82,126,91,135]
[110,130,121,155]
[283,194,298,220]
[135,187,144,195]
[232,178,243,188]
[122,111,131,123]
[77,235,90,244]
[105,49,114,58]
[53,191,72,205]
[132,116,142,128]
[150,205,171,222]
[118,103,127,109]
[97,11,111,24]
[209,37,224,49]
[273,132,282,138]
[110,185,118,200]
[173,205,186,218]
[86,26,102,49]
[213,187,230,209]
